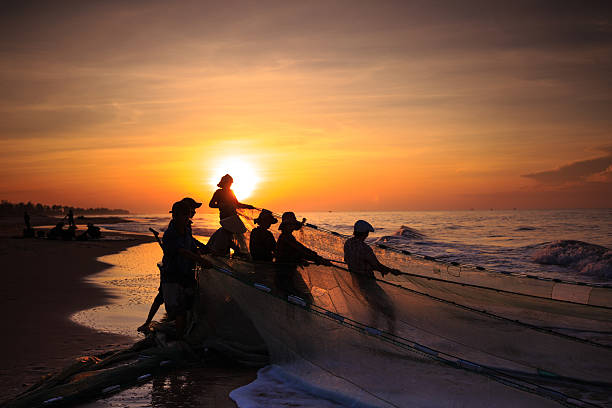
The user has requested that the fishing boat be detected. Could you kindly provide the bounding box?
[196,209,612,408]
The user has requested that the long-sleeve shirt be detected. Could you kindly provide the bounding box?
[209,188,250,220]
[343,236,380,279]
[276,232,320,265]
[249,227,276,261]
[161,221,196,286]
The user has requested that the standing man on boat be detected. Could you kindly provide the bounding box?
[344,220,401,334]
[209,174,254,255]
[161,200,210,339]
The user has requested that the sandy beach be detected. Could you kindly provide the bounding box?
[0,218,153,402]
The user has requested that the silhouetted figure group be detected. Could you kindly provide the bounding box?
[21,208,102,241]
[139,173,402,337]
[45,221,101,241]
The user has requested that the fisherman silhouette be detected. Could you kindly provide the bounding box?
[344,220,401,334]
[158,201,210,339]
[86,223,101,239]
[47,222,65,240]
[77,223,102,241]
[139,198,208,334]
[24,211,31,229]
[249,209,277,262]
[208,174,254,255]
[64,209,76,228]
[23,211,35,238]
[275,211,332,304]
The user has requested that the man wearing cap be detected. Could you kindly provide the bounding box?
[249,209,277,262]
[161,200,209,339]
[179,197,207,252]
[138,197,206,333]
[344,220,401,278]
[344,220,400,334]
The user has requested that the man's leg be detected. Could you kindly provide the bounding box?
[137,291,164,332]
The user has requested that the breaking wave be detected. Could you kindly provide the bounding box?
[393,225,426,240]
[531,240,612,279]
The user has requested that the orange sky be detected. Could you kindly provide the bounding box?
[1,1,611,212]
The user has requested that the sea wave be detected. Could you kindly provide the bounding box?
[393,225,426,240]
[531,240,612,279]
[230,365,377,408]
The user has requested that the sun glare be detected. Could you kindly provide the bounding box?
[210,157,260,201]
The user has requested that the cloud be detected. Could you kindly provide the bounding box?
[522,149,612,185]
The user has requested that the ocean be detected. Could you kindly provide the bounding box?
[78,208,611,408]
[103,208,612,283]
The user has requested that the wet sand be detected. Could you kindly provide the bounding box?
[82,365,257,408]
[0,226,153,403]
[70,239,258,408]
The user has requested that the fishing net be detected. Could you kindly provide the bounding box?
[198,209,612,407]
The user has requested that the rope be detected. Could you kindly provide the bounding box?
[330,262,612,350]
[240,209,612,347]
[241,209,612,310]
[247,207,612,290]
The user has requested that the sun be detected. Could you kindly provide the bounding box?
[210,157,260,201]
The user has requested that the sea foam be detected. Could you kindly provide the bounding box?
[531,240,612,279]
[230,365,379,408]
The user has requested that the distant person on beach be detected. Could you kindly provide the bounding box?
[161,200,211,339]
[344,220,401,334]
[86,223,101,239]
[209,174,254,255]
[23,211,35,237]
[275,212,332,303]
[47,222,65,240]
[62,225,77,241]
[24,211,31,229]
[77,223,102,241]
[249,209,277,262]
[65,209,76,228]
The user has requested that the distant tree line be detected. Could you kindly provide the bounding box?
[0,200,130,216]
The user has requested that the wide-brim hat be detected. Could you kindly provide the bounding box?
[254,209,278,225]
[181,197,202,208]
[278,211,303,231]
[217,174,233,188]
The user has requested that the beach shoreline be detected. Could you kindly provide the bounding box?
[0,221,154,403]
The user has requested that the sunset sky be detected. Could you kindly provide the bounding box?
[1,1,611,212]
